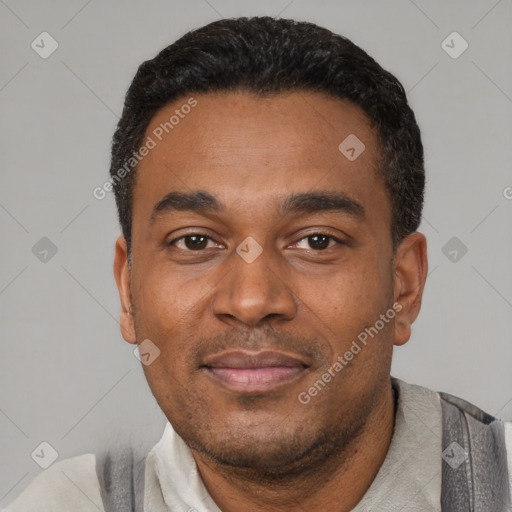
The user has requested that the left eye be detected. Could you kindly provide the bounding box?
[169,234,219,251]
[294,234,339,251]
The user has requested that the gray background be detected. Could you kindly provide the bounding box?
[1,0,511,505]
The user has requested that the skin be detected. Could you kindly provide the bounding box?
[114,90,428,512]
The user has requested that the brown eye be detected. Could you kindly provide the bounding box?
[307,234,331,250]
[295,233,341,251]
[184,235,208,250]
[292,232,344,252]
[169,234,216,251]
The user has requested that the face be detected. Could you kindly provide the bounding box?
[114,90,426,476]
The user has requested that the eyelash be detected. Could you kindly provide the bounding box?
[168,232,219,250]
[167,231,345,252]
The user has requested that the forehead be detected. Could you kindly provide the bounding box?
[132,90,389,226]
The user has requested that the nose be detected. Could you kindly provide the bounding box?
[211,243,297,328]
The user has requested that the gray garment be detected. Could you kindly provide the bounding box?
[96,449,145,512]
[350,378,442,511]
[439,391,511,511]
[97,378,511,511]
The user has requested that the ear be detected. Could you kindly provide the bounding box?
[392,232,428,347]
[113,235,137,344]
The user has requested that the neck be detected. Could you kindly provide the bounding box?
[192,382,396,512]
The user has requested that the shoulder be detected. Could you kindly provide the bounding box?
[3,453,104,512]
[397,377,512,503]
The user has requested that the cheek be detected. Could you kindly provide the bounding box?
[302,254,392,348]
[132,262,215,353]
[134,264,208,328]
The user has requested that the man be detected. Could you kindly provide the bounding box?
[5,16,512,512]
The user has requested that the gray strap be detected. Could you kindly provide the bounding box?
[440,392,510,511]
[133,453,146,512]
[96,448,146,512]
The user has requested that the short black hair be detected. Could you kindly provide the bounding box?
[110,16,424,255]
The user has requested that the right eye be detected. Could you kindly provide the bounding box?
[168,233,222,251]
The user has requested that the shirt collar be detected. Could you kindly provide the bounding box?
[351,377,442,511]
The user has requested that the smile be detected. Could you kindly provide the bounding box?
[201,350,309,393]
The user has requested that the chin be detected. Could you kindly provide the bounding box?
[193,427,319,474]
[175,409,361,482]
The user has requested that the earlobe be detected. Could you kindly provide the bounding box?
[113,235,137,344]
[392,232,428,347]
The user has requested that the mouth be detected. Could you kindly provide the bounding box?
[200,350,310,393]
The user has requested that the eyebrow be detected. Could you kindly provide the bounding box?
[149,190,365,224]
[150,191,222,224]
[280,191,364,218]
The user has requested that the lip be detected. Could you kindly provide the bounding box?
[201,350,309,393]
